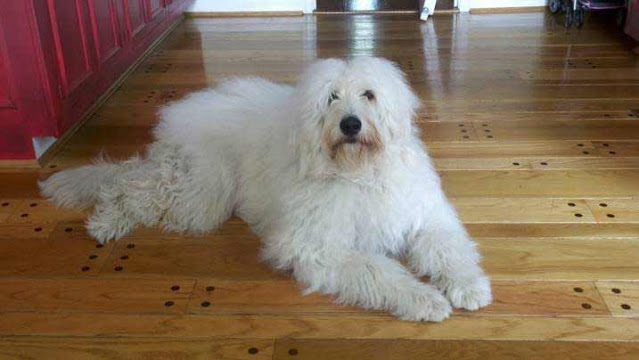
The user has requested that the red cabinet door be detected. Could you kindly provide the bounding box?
[47,0,96,97]
[165,0,182,13]
[0,0,54,159]
[124,0,148,41]
[87,0,123,65]
[0,47,35,159]
[146,0,166,22]
[0,0,192,160]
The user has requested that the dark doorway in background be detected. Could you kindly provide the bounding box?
[316,0,420,12]
[316,0,454,12]
[435,0,454,11]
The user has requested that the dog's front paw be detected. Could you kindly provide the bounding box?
[393,286,452,322]
[442,276,492,311]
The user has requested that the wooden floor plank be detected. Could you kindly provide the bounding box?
[585,198,639,223]
[596,282,639,317]
[0,173,42,198]
[428,140,617,158]
[185,279,609,317]
[435,157,639,170]
[0,222,116,277]
[453,198,596,223]
[0,313,637,341]
[97,236,280,280]
[479,237,639,280]
[10,223,634,281]
[440,170,639,197]
[272,339,639,360]
[5,199,85,224]
[466,222,639,238]
[22,234,629,281]
[0,238,50,277]
[0,222,55,240]
[0,278,196,315]
[0,337,274,360]
[0,199,24,223]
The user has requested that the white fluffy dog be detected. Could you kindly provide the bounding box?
[40,57,491,321]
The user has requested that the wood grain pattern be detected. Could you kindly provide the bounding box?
[453,198,597,223]
[185,279,609,317]
[272,339,639,360]
[98,235,279,279]
[0,278,195,314]
[0,313,637,341]
[435,157,639,170]
[585,198,639,223]
[596,282,639,317]
[479,237,639,280]
[440,170,639,197]
[13,233,627,281]
[0,199,24,223]
[466,222,639,238]
[0,337,274,360]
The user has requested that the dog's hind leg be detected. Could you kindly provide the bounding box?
[161,154,236,234]
[39,155,141,210]
[85,163,167,242]
[86,143,190,243]
[86,189,142,243]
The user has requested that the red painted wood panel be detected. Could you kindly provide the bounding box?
[146,0,165,22]
[165,0,181,13]
[47,0,95,95]
[0,29,33,159]
[0,0,194,160]
[88,0,122,64]
[0,0,56,159]
[125,0,147,40]
[0,45,12,107]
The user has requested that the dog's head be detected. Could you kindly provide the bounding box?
[295,57,419,177]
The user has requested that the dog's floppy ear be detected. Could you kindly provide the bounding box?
[293,59,346,176]
[296,58,347,119]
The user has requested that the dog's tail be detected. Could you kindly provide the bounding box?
[39,155,138,210]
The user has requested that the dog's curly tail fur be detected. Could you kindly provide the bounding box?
[39,156,139,210]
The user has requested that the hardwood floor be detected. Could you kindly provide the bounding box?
[1,12,639,359]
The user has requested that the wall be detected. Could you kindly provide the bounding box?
[458,0,546,11]
[188,0,316,13]
[188,0,547,13]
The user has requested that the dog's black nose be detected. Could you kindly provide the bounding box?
[340,116,362,136]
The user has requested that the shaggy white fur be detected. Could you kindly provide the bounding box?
[40,57,492,321]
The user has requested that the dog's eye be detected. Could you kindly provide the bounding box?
[328,92,339,105]
[363,90,375,101]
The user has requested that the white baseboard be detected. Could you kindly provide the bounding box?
[459,0,547,12]
[32,137,57,159]
[187,0,547,14]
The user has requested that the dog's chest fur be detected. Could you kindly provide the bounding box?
[264,153,433,256]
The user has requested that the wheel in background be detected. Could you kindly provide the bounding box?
[549,0,562,13]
